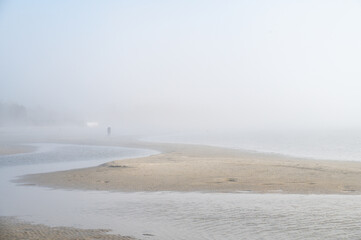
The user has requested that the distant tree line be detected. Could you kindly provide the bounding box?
[0,102,81,127]
[0,102,27,126]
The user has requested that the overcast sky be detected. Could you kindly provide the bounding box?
[1,0,361,133]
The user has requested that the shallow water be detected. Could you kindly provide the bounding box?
[1,144,361,239]
[146,130,361,161]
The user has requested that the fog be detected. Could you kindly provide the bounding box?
[1,0,361,135]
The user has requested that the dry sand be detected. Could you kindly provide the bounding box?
[20,142,361,194]
[0,217,136,240]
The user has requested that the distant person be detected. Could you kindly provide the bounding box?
[107,126,111,136]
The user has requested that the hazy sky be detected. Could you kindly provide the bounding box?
[1,0,361,133]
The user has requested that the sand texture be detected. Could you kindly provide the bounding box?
[0,217,136,240]
[20,142,361,194]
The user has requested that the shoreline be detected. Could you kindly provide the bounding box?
[0,217,136,240]
[19,141,361,195]
[0,145,36,156]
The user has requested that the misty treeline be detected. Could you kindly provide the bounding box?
[0,102,27,126]
[0,102,79,127]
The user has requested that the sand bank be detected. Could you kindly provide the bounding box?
[0,217,136,240]
[0,145,35,156]
[20,142,361,194]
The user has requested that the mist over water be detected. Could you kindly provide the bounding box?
[1,2,361,239]
[1,0,361,135]
[147,129,361,161]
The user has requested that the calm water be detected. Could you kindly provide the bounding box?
[1,143,361,239]
[146,130,361,161]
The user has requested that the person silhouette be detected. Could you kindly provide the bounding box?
[107,126,111,136]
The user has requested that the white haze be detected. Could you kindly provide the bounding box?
[1,0,361,134]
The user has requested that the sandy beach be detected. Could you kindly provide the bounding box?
[19,141,361,194]
[0,217,136,240]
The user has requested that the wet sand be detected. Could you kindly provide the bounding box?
[0,217,136,240]
[20,142,361,194]
[0,145,35,156]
